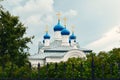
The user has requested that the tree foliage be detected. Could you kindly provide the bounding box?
[32,48,120,79]
[0,9,33,68]
[0,1,120,79]
[0,48,119,78]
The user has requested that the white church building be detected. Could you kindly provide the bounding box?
[29,14,92,67]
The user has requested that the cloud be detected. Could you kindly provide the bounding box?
[1,0,23,7]
[85,25,120,53]
[12,0,54,15]
[63,9,78,17]
[3,0,120,55]
[1,0,55,54]
[2,0,80,55]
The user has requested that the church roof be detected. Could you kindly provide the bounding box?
[29,52,66,59]
[29,39,92,60]
[50,40,62,48]
[29,45,92,60]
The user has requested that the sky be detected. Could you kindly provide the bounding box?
[1,0,120,54]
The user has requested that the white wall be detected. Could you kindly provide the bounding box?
[29,49,86,67]
[54,31,62,40]
[29,59,45,67]
[63,49,86,61]
[44,39,50,46]
[46,57,63,63]
[61,35,69,46]
[71,40,75,46]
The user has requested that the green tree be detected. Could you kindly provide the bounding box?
[37,48,120,79]
[0,9,33,68]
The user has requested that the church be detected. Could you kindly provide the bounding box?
[29,13,92,67]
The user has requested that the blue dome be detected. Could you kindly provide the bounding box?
[70,33,76,39]
[43,32,50,39]
[54,20,64,31]
[61,28,70,35]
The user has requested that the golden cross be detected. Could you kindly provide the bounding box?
[56,12,61,20]
[63,17,67,26]
[45,25,48,32]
